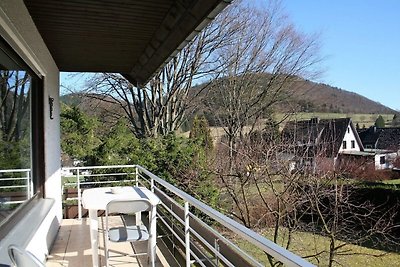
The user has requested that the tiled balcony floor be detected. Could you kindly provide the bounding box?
[46,218,173,267]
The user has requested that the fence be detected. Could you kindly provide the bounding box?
[62,164,314,267]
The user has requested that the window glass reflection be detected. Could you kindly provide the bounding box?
[0,46,32,226]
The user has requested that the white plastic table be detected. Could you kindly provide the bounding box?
[82,186,160,267]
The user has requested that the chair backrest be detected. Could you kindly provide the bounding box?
[106,199,152,215]
[8,245,45,267]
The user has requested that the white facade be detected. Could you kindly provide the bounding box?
[0,0,61,263]
[339,124,362,153]
[374,152,398,170]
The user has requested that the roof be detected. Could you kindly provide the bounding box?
[341,149,395,157]
[282,118,355,156]
[23,0,230,85]
[359,126,400,150]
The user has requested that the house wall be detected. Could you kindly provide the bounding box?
[0,0,61,263]
[339,124,361,152]
[375,152,398,170]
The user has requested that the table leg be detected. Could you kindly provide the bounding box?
[89,209,99,267]
[149,205,157,267]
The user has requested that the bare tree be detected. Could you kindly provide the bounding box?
[301,173,399,267]
[206,1,321,163]
[214,134,399,266]
[81,10,237,138]
[0,70,31,142]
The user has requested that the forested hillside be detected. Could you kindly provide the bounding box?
[285,79,395,114]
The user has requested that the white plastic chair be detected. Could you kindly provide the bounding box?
[104,199,152,267]
[8,245,45,267]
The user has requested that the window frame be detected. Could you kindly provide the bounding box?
[342,140,347,149]
[0,37,45,240]
[380,156,386,165]
[351,140,355,149]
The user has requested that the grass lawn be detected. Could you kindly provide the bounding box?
[274,112,394,128]
[234,228,400,267]
[383,179,400,185]
[192,112,394,141]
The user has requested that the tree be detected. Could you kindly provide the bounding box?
[206,1,321,164]
[60,104,102,162]
[0,70,31,169]
[189,115,213,152]
[214,134,399,266]
[0,70,31,142]
[301,175,399,267]
[374,115,385,128]
[82,11,236,138]
[392,113,400,127]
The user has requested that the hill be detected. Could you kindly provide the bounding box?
[284,80,395,114]
[60,76,396,130]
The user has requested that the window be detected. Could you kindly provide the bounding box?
[380,156,386,165]
[342,141,347,149]
[347,127,350,133]
[351,140,355,149]
[0,37,43,230]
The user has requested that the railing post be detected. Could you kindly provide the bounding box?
[185,201,190,267]
[77,169,82,220]
[214,238,220,266]
[26,171,31,198]
[135,166,138,187]
[151,177,154,193]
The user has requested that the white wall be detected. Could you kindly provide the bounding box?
[0,0,61,262]
[339,124,361,152]
[375,152,397,170]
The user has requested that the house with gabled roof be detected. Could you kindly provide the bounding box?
[282,117,398,172]
[282,117,364,171]
[358,126,400,152]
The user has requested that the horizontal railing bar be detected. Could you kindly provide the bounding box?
[2,200,26,204]
[188,211,263,267]
[62,165,136,170]
[159,202,185,226]
[0,169,30,173]
[0,177,28,181]
[157,213,186,247]
[63,172,134,177]
[63,180,134,187]
[0,185,28,189]
[189,227,237,267]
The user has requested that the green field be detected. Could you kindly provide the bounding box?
[275,112,394,128]
[198,113,395,140]
[235,228,400,267]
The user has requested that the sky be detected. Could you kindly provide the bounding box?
[279,0,400,111]
[61,1,400,111]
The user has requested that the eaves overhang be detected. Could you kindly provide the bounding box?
[23,0,230,86]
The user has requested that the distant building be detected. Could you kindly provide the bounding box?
[358,126,400,151]
[282,117,363,171]
[282,118,398,172]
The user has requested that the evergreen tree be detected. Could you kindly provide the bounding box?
[374,115,385,128]
[60,104,101,162]
[189,116,213,152]
[392,113,400,127]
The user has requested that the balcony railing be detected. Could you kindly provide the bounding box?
[0,168,32,205]
[61,164,314,267]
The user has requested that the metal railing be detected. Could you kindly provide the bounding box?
[62,164,314,267]
[0,169,32,205]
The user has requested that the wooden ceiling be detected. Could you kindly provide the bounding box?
[24,0,229,85]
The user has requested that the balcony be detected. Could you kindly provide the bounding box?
[1,165,313,266]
